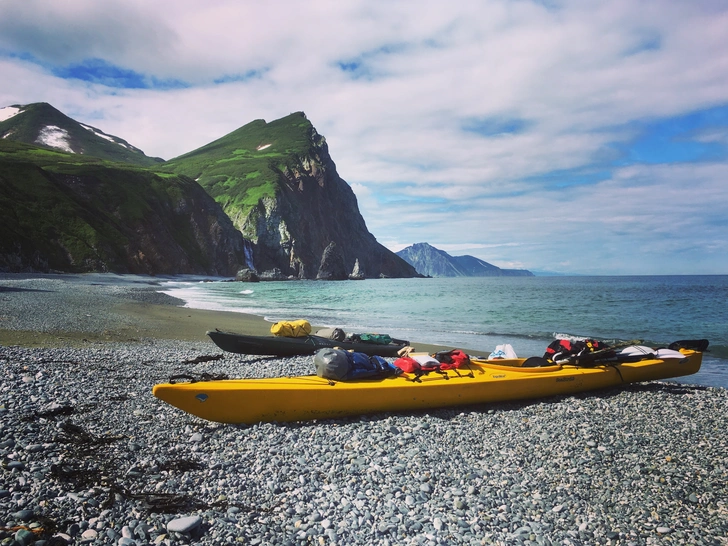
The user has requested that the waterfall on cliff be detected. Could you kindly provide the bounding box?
[243,239,255,271]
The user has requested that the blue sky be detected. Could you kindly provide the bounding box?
[1,0,727,275]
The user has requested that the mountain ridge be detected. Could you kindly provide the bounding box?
[0,103,418,279]
[397,242,533,277]
[0,103,163,166]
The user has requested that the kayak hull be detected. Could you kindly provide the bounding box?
[206,329,409,357]
[153,350,702,424]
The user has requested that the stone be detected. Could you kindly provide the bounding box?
[349,258,365,280]
[235,268,259,282]
[167,515,202,533]
[12,510,34,522]
[14,529,35,546]
[80,529,98,541]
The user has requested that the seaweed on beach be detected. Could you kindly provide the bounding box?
[46,430,216,514]
[55,420,123,445]
[182,354,224,364]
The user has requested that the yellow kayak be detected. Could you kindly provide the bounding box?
[152,349,702,424]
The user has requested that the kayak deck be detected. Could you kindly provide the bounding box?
[152,350,702,424]
[206,329,409,357]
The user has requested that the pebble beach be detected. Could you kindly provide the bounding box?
[1,274,727,546]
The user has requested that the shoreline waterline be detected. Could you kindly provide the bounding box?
[0,273,455,354]
[1,272,726,389]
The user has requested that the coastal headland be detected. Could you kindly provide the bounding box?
[1,273,726,545]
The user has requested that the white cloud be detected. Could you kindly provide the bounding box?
[1,0,727,274]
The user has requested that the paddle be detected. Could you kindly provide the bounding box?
[667,339,709,352]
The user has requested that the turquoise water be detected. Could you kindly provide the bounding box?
[160,275,728,389]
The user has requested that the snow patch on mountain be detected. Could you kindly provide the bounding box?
[36,125,74,153]
[0,106,23,122]
[80,123,136,151]
[81,123,113,141]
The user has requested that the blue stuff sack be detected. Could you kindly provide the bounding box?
[346,351,401,380]
[314,349,401,381]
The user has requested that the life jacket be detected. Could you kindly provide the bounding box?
[543,339,609,363]
[394,350,474,381]
[432,349,470,370]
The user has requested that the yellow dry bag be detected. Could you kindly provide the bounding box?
[270,319,312,338]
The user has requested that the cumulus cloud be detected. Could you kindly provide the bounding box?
[1,0,727,274]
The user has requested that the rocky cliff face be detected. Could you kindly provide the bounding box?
[245,132,417,279]
[397,242,533,277]
[166,112,420,280]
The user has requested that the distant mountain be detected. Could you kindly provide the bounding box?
[397,243,533,277]
[0,103,163,167]
[0,139,247,275]
[162,112,419,280]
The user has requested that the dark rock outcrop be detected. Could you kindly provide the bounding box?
[317,242,348,280]
[235,268,260,282]
[258,268,291,281]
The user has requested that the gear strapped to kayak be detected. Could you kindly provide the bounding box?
[314,348,402,381]
[393,349,474,381]
[271,319,312,338]
[153,343,706,424]
[543,339,611,364]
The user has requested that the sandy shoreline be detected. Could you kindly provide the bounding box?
[0,273,449,354]
[0,276,271,347]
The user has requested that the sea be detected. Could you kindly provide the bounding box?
[159,275,728,389]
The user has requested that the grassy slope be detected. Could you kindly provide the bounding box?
[0,140,206,272]
[162,112,313,218]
